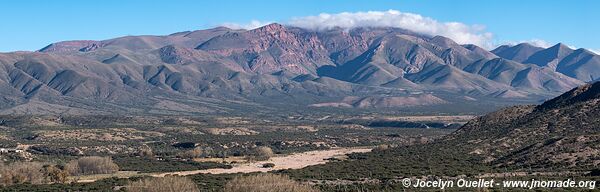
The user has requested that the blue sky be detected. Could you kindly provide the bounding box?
[0,0,598,52]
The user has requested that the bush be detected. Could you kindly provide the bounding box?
[0,162,45,185]
[43,164,70,183]
[126,176,199,192]
[372,144,390,152]
[137,145,154,157]
[252,146,274,161]
[66,156,119,175]
[178,147,203,159]
[262,163,275,168]
[0,162,69,186]
[224,173,318,192]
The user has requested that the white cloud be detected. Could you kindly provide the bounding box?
[288,10,494,49]
[590,49,600,55]
[221,20,271,30]
[220,11,593,52]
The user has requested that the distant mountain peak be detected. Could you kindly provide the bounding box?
[491,43,543,63]
[253,23,287,33]
[213,26,234,31]
[515,42,534,47]
[38,40,101,53]
[514,42,541,49]
[522,42,575,70]
[549,43,573,51]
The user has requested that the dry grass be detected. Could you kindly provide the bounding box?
[224,173,318,192]
[126,176,199,192]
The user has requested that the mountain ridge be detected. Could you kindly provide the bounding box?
[494,43,600,82]
[0,23,595,114]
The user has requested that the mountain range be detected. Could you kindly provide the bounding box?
[0,23,598,115]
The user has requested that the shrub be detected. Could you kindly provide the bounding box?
[126,176,199,192]
[252,146,274,161]
[66,156,119,175]
[262,163,275,168]
[372,144,390,152]
[179,147,203,159]
[224,173,318,192]
[0,162,65,186]
[137,145,154,157]
[43,164,70,183]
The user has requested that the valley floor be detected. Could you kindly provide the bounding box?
[75,147,372,183]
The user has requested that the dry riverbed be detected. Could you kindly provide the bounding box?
[76,147,372,182]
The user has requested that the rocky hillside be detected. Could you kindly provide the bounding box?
[451,81,600,169]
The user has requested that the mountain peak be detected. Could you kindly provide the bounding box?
[516,42,533,46]
[514,42,541,49]
[255,23,286,32]
[546,43,575,58]
[212,26,233,31]
[38,40,100,53]
[549,43,573,51]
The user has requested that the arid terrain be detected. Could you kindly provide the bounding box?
[73,147,372,183]
[0,113,460,191]
[1,2,599,191]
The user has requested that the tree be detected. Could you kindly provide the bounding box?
[43,164,70,183]
[0,162,46,186]
[66,156,119,175]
